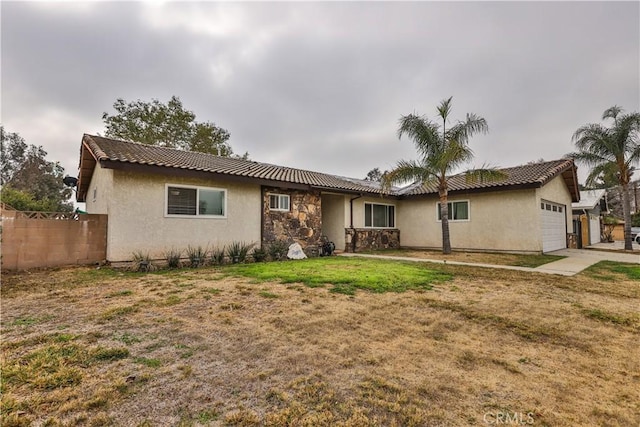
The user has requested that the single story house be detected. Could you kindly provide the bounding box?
[572,189,608,247]
[76,134,579,261]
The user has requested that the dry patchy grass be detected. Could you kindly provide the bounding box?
[359,249,564,267]
[1,260,639,426]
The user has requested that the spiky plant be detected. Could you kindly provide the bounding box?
[185,245,208,268]
[163,248,182,269]
[210,246,226,265]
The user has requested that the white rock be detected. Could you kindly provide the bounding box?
[287,243,307,260]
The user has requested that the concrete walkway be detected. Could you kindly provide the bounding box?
[537,248,639,276]
[339,248,639,277]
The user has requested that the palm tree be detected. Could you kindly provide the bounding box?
[570,105,640,250]
[383,97,504,254]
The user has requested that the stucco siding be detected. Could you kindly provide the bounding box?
[398,189,540,252]
[106,171,261,261]
[321,194,347,251]
[85,166,113,215]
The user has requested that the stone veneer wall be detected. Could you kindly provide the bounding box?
[262,187,322,256]
[344,228,400,252]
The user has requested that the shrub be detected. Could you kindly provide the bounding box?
[268,240,289,261]
[186,245,208,268]
[226,241,254,264]
[252,246,267,262]
[131,251,153,272]
[210,246,226,265]
[163,248,182,269]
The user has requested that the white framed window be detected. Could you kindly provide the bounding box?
[165,184,226,218]
[269,194,290,211]
[364,203,395,228]
[437,200,470,221]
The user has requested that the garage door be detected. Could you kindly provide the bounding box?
[540,200,566,252]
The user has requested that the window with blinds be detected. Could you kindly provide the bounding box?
[166,185,226,217]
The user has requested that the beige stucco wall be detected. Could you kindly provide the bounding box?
[398,189,540,252]
[321,194,347,251]
[85,166,114,215]
[105,170,261,261]
[397,174,573,253]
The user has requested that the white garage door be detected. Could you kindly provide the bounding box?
[540,200,566,252]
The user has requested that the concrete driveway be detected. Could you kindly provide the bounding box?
[538,248,640,276]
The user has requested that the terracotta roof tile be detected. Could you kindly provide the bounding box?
[80,135,578,201]
[82,134,388,195]
[399,159,577,197]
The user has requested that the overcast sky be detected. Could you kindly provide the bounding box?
[2,1,639,187]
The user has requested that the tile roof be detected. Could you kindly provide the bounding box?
[79,134,389,197]
[78,134,579,202]
[399,159,578,199]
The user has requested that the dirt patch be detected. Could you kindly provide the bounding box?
[2,263,639,426]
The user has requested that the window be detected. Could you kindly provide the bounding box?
[437,201,470,221]
[364,203,395,228]
[166,185,226,217]
[269,194,290,211]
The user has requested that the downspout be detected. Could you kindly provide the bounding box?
[349,195,363,252]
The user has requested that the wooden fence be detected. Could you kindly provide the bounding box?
[1,207,107,270]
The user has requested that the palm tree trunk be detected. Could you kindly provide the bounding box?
[621,182,633,250]
[439,192,452,254]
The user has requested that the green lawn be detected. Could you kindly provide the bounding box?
[224,257,452,294]
[583,260,640,281]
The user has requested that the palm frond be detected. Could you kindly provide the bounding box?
[602,105,623,121]
[614,112,640,151]
[382,159,436,193]
[569,151,613,167]
[397,114,443,159]
[447,113,489,145]
[584,162,620,188]
[438,140,474,174]
[436,96,454,123]
[464,165,508,184]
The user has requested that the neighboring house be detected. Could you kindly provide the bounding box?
[77,135,579,261]
[571,189,608,247]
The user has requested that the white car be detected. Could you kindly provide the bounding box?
[632,227,640,244]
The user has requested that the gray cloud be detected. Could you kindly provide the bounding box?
[2,1,638,189]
